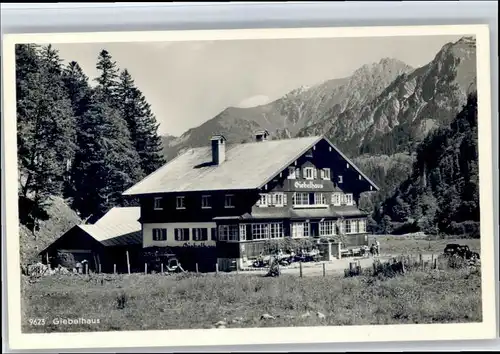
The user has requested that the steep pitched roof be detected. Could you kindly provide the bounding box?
[78,207,142,247]
[122,135,380,196]
[123,136,322,195]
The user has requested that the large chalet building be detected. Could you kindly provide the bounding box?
[123,131,379,271]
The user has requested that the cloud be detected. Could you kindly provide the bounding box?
[236,95,271,108]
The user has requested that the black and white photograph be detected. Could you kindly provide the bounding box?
[2,24,496,349]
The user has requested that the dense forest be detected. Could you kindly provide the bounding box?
[371,93,480,237]
[16,44,165,233]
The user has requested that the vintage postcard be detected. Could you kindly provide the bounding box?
[1,24,496,350]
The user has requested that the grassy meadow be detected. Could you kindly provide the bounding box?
[21,248,482,333]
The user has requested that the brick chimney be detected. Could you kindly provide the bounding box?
[211,134,226,165]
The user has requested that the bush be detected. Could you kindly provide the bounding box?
[447,221,480,238]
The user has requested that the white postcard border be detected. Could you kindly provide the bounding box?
[1,24,496,350]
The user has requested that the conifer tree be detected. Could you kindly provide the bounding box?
[117,69,166,175]
[95,49,119,105]
[61,61,93,199]
[71,50,143,221]
[71,88,143,221]
[16,44,77,232]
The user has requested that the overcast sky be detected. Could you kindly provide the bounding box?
[53,34,464,137]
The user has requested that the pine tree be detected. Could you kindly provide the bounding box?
[62,61,92,117]
[16,44,77,232]
[71,88,143,221]
[95,49,119,106]
[117,69,166,175]
[61,61,93,199]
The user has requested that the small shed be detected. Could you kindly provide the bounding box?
[39,207,143,273]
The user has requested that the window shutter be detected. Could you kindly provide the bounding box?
[313,168,318,179]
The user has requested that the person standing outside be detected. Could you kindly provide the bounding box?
[375,239,381,256]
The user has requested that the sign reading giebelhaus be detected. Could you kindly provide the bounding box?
[284,179,335,192]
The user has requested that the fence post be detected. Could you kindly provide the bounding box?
[434,258,438,270]
[299,262,303,278]
[161,263,164,273]
[85,263,89,276]
[215,263,219,274]
[98,263,102,274]
[126,250,131,275]
[196,263,199,273]
[113,264,116,274]
[322,262,326,277]
[145,263,147,275]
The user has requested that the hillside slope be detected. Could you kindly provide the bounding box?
[20,196,82,265]
[378,93,479,236]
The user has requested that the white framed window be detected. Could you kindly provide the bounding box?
[225,194,235,208]
[332,193,342,206]
[358,219,367,233]
[174,228,189,241]
[239,224,247,241]
[287,166,296,179]
[192,228,208,241]
[338,175,343,184]
[344,194,353,205]
[256,193,269,207]
[176,196,185,209]
[291,222,310,238]
[351,219,359,233]
[319,221,336,236]
[273,193,285,207]
[201,195,211,209]
[314,193,327,205]
[154,197,163,210]
[292,192,310,206]
[321,168,331,180]
[218,225,239,241]
[269,223,284,239]
[152,228,167,241]
[345,220,353,234]
[251,224,269,240]
[304,167,314,180]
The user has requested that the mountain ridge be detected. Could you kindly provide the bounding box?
[162,56,415,160]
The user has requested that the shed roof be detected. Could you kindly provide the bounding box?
[78,207,142,247]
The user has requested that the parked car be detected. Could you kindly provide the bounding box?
[443,244,480,260]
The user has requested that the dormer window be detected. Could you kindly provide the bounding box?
[225,194,235,208]
[176,196,185,209]
[344,193,353,205]
[154,197,163,210]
